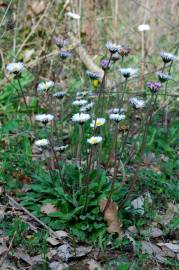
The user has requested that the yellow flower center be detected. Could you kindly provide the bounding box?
[93,79,100,88]
[91,138,98,144]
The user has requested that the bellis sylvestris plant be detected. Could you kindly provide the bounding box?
[4,25,177,249]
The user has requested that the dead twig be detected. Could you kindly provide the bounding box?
[0,231,16,267]
[7,195,70,241]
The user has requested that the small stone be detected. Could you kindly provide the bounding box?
[127,226,137,234]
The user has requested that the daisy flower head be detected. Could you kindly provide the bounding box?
[111,53,120,62]
[160,52,176,63]
[37,81,54,92]
[72,99,88,106]
[35,139,49,148]
[86,70,101,80]
[54,144,69,153]
[90,118,106,128]
[108,108,125,114]
[120,68,137,78]
[156,72,172,83]
[53,91,66,99]
[106,41,121,54]
[138,24,150,32]
[108,108,120,114]
[59,50,72,59]
[129,97,145,109]
[87,136,103,145]
[35,114,54,124]
[109,113,126,123]
[146,81,161,93]
[80,102,94,112]
[72,113,90,124]
[53,36,67,48]
[100,59,111,70]
[66,11,80,20]
[118,46,131,57]
[76,90,88,99]
[6,62,24,75]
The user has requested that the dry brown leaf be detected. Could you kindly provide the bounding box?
[157,202,178,225]
[55,230,68,239]
[157,243,179,253]
[0,208,5,223]
[12,171,32,184]
[99,199,122,235]
[85,259,102,270]
[47,237,60,246]
[30,1,46,16]
[41,204,58,215]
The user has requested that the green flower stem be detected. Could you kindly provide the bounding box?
[84,146,94,211]
[76,124,83,167]
[118,77,128,108]
[17,77,32,124]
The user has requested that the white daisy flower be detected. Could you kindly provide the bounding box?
[59,50,72,59]
[90,118,106,128]
[35,139,49,147]
[129,97,145,109]
[108,108,125,114]
[72,113,90,124]
[6,62,24,74]
[109,113,126,122]
[106,41,121,54]
[72,99,88,106]
[156,71,172,82]
[35,114,54,124]
[87,136,103,145]
[138,24,150,32]
[160,52,176,63]
[86,70,101,80]
[76,90,88,98]
[54,145,69,152]
[120,68,137,78]
[37,81,54,91]
[87,136,103,144]
[80,102,94,112]
[66,11,80,20]
[53,91,66,99]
